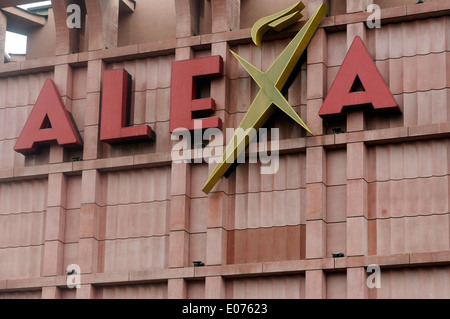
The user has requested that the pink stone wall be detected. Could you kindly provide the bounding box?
[0,0,449,299]
[225,275,306,299]
[0,179,47,285]
[118,0,176,46]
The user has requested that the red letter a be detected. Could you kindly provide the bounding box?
[14,79,82,155]
[319,37,400,118]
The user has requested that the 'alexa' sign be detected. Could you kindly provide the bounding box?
[13,36,400,155]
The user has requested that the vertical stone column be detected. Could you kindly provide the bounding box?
[346,142,369,298]
[175,46,193,62]
[205,276,226,299]
[346,23,368,132]
[205,42,230,272]
[347,267,369,299]
[168,161,191,298]
[52,0,81,55]
[43,173,67,280]
[204,41,230,298]
[205,153,229,271]
[211,0,240,33]
[346,142,368,256]
[345,21,370,264]
[211,41,229,123]
[173,0,239,300]
[76,169,102,299]
[206,191,228,266]
[50,64,74,163]
[305,25,329,298]
[75,14,106,297]
[83,59,104,161]
[344,14,371,299]
[168,161,192,270]
[85,0,119,51]
[0,11,6,64]
[168,278,188,299]
[42,61,75,298]
[79,59,104,299]
[167,46,194,298]
[347,0,373,13]
[42,286,62,299]
[76,284,96,299]
[306,28,327,136]
[305,147,327,298]
[305,269,326,299]
[174,0,200,38]
[306,147,327,259]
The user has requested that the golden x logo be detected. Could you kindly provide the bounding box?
[203,2,328,194]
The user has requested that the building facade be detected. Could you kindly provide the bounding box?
[0,0,449,299]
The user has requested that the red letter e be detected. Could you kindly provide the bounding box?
[170,56,223,132]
